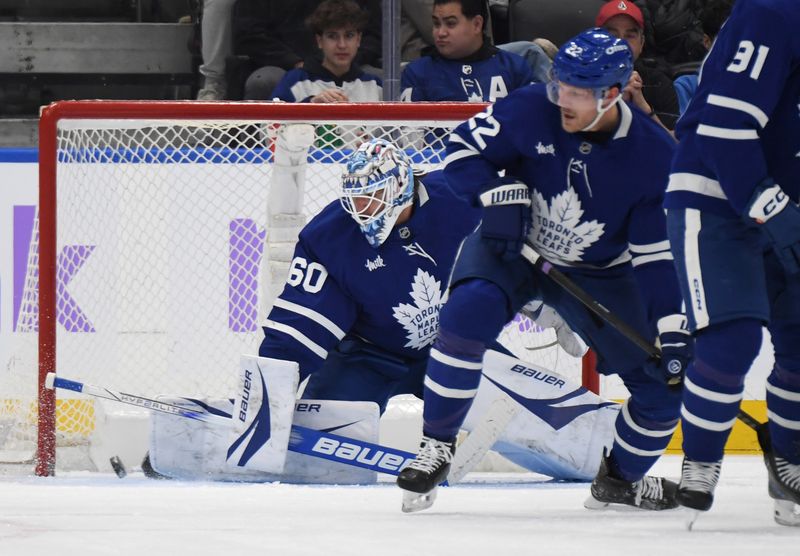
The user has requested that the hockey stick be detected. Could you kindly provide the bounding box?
[45,373,417,476]
[519,245,762,431]
[445,394,520,484]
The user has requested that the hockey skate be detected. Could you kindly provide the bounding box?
[757,424,800,527]
[675,458,721,530]
[396,436,455,513]
[585,454,678,511]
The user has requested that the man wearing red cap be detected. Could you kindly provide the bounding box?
[596,1,680,130]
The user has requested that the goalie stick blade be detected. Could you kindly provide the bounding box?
[401,487,438,513]
[774,499,800,527]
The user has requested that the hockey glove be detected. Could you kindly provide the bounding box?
[479,177,532,261]
[647,314,692,388]
[745,179,800,275]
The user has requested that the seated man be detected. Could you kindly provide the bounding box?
[271,0,382,103]
[596,0,680,130]
[400,0,533,102]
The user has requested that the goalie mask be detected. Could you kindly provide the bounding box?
[340,139,415,248]
[547,28,633,130]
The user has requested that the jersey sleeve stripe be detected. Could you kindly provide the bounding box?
[423,376,479,398]
[272,298,346,339]
[264,319,328,359]
[629,239,671,254]
[447,132,479,151]
[707,94,769,127]
[697,124,759,140]
[666,173,728,200]
[443,148,479,167]
[631,252,673,267]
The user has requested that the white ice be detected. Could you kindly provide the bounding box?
[0,455,797,556]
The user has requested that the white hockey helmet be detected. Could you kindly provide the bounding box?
[340,138,415,248]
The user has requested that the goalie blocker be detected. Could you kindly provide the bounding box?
[149,351,618,483]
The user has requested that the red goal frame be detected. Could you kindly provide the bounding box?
[35,100,599,476]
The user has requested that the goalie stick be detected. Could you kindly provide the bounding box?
[45,372,420,476]
[520,244,761,430]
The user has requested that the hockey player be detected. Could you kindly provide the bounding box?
[399,0,533,102]
[258,138,476,412]
[397,28,690,511]
[665,0,800,527]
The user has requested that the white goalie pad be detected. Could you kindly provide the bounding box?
[463,350,619,481]
[149,355,297,479]
[150,393,380,484]
[227,355,299,472]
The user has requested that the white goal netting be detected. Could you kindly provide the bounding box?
[0,102,584,474]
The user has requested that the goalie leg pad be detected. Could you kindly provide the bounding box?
[463,349,619,481]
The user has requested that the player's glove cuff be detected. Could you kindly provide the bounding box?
[479,177,532,261]
[655,314,691,388]
[745,179,800,274]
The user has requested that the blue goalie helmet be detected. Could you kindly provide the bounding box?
[340,139,415,248]
[551,27,633,93]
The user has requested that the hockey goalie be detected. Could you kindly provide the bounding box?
[147,137,618,483]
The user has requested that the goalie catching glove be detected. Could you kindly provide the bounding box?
[745,179,800,275]
[647,314,692,388]
[478,177,532,261]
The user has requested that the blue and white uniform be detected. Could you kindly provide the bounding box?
[271,58,382,102]
[422,83,684,481]
[667,0,800,464]
[400,43,533,102]
[258,171,480,413]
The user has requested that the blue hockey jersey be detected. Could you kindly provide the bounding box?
[260,170,480,381]
[400,44,533,102]
[666,0,800,217]
[271,58,382,102]
[444,84,682,325]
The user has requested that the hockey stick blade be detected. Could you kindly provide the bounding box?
[46,372,416,476]
[445,395,520,485]
[519,246,760,430]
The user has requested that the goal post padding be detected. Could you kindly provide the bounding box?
[0,101,588,476]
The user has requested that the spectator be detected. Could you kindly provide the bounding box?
[400,0,551,84]
[673,0,735,116]
[233,0,382,100]
[596,0,680,130]
[196,0,237,101]
[400,0,535,102]
[271,0,382,103]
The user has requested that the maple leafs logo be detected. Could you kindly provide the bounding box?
[392,269,445,350]
[530,187,604,263]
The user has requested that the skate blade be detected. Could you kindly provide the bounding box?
[583,494,609,510]
[684,508,702,531]
[401,487,438,513]
[774,499,800,527]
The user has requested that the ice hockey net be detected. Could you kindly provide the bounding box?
[0,101,593,476]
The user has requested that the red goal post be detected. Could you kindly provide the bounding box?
[24,100,598,476]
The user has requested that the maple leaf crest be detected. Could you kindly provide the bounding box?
[530,187,604,263]
[392,269,444,350]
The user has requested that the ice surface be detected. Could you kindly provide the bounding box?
[0,455,797,556]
